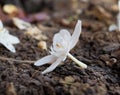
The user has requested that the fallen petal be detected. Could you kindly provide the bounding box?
[42,57,62,74]
[34,55,57,66]
[53,29,71,51]
[69,20,82,49]
[12,17,31,30]
[6,34,20,44]
[0,39,16,53]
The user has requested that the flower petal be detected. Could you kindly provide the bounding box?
[34,55,57,66]
[12,17,31,30]
[42,57,62,74]
[0,29,20,44]
[0,20,3,29]
[6,34,20,44]
[69,20,82,49]
[59,29,71,42]
[53,29,71,51]
[0,39,16,53]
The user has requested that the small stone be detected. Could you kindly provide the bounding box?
[3,4,18,16]
[38,41,47,50]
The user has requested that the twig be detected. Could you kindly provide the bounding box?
[0,56,35,63]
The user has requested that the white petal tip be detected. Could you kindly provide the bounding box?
[41,70,50,75]
[41,72,46,75]
[11,49,16,53]
[16,39,20,43]
[34,62,40,66]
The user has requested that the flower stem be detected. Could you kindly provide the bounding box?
[67,53,87,68]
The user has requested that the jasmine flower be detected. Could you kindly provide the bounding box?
[35,20,87,74]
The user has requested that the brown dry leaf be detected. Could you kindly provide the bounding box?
[25,26,48,40]
[37,41,47,50]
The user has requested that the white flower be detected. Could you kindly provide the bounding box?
[0,20,20,53]
[34,20,87,74]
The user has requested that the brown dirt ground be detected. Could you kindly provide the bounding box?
[0,0,120,95]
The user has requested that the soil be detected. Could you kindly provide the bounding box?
[0,0,120,95]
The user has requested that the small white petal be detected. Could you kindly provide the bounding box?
[34,55,57,66]
[0,39,16,53]
[12,17,31,30]
[0,20,3,29]
[69,20,82,49]
[42,57,62,74]
[6,34,20,44]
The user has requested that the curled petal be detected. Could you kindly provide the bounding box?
[34,55,57,66]
[53,29,71,51]
[0,39,16,53]
[69,20,82,49]
[42,57,62,74]
[59,29,71,43]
